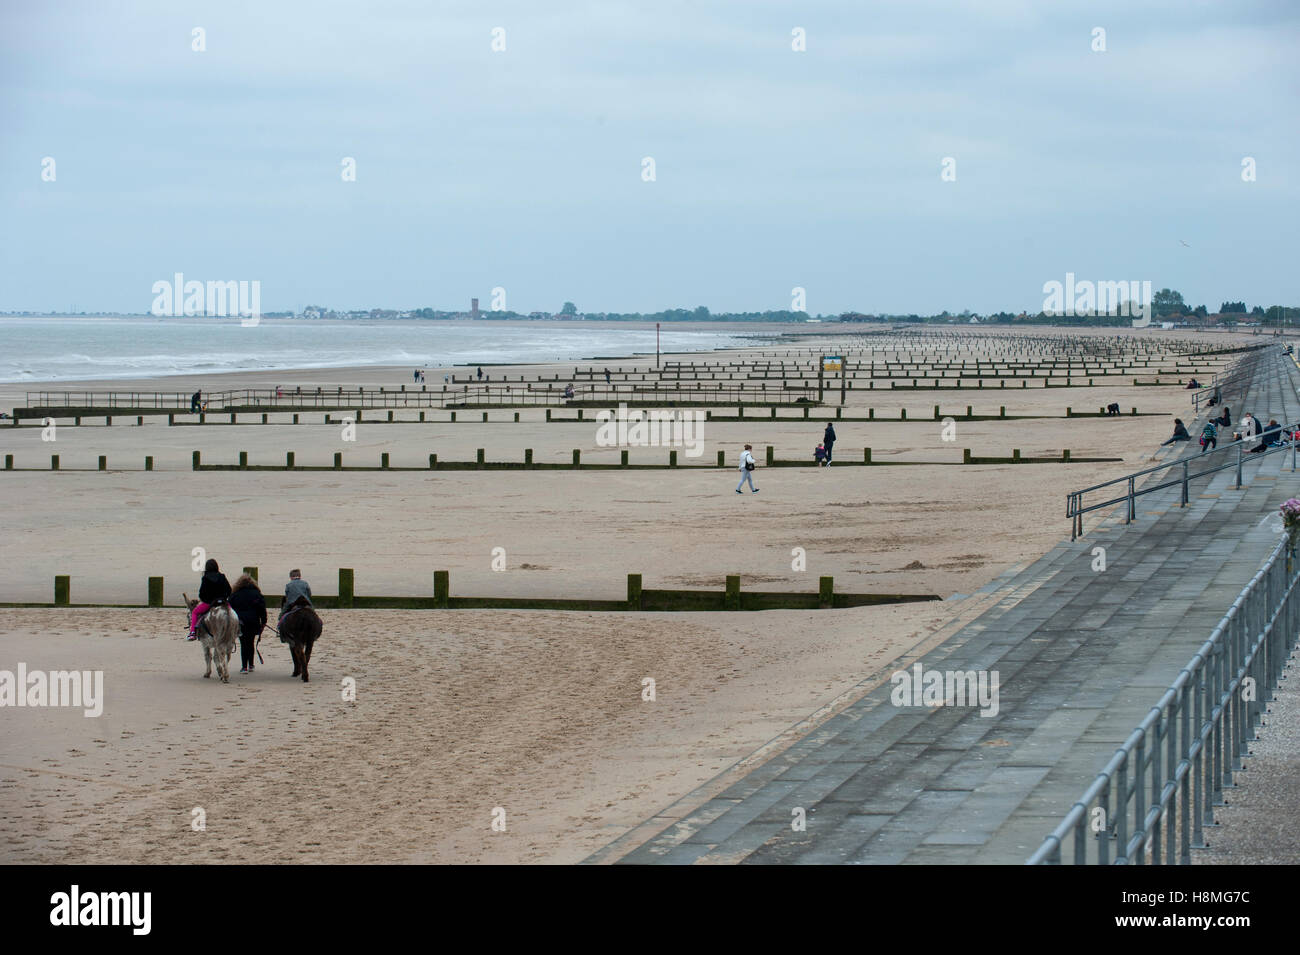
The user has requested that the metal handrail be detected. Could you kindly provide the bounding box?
[1028,532,1300,864]
[1068,424,1299,539]
[1068,350,1298,539]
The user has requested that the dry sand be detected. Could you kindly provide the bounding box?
[0,600,977,863]
[0,327,1251,863]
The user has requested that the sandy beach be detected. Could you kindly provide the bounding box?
[0,327,1257,863]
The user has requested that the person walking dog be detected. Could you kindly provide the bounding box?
[736,444,759,494]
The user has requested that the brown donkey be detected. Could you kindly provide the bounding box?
[278,596,323,682]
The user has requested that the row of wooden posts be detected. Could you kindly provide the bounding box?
[11,402,1145,429]
[1,444,1110,471]
[31,570,941,612]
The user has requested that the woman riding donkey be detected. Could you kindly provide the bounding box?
[187,558,232,640]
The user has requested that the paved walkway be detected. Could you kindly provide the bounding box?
[593,349,1300,864]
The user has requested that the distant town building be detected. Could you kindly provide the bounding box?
[471,298,480,319]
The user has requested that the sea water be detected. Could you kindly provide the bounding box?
[0,316,756,383]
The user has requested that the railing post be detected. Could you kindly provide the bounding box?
[1126,476,1135,523]
[1236,442,1243,488]
[1181,460,1189,506]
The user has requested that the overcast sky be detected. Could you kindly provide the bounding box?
[2,0,1297,315]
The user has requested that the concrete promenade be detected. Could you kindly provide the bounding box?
[593,349,1300,864]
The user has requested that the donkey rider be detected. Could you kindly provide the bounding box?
[187,558,232,640]
[279,569,313,626]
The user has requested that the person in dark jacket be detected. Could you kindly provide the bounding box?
[1212,407,1231,428]
[190,390,202,413]
[188,558,232,639]
[1250,419,1283,453]
[228,574,267,673]
[1161,419,1190,446]
[823,423,837,464]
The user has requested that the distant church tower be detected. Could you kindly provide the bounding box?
[471,298,480,320]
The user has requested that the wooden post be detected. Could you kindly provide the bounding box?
[192,450,200,470]
[429,453,438,469]
[725,575,741,611]
[381,452,390,469]
[51,454,59,470]
[621,450,629,467]
[262,413,268,424]
[148,576,164,607]
[434,570,449,608]
[864,448,871,463]
[239,451,248,469]
[286,451,294,468]
[334,451,342,469]
[524,449,532,467]
[98,455,106,471]
[627,573,643,611]
[670,450,678,467]
[766,445,774,466]
[513,412,520,422]
[54,575,70,605]
[819,576,834,609]
[476,449,485,468]
[137,415,143,426]
[717,450,725,467]
[145,456,154,471]
[572,449,581,468]
[963,449,972,464]
[338,568,354,608]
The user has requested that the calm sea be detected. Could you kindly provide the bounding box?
[0,317,759,383]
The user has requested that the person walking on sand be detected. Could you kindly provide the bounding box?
[736,444,759,494]
[823,422,837,465]
[228,574,267,674]
[604,368,611,385]
[477,366,484,381]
